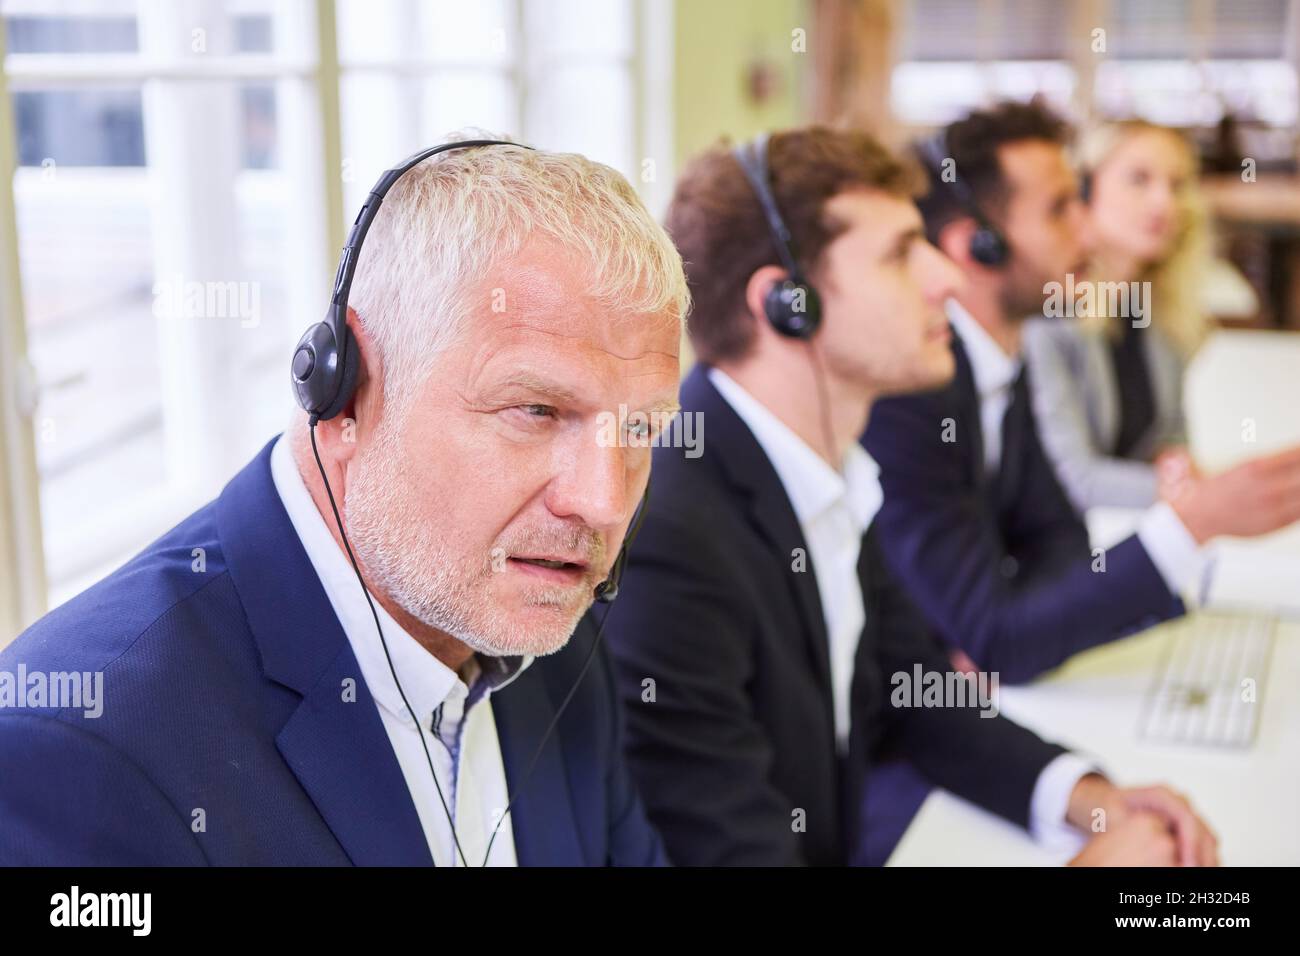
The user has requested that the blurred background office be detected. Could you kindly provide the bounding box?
[1,0,1298,640]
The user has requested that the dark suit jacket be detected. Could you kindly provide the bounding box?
[0,438,665,866]
[861,333,1184,684]
[600,365,1067,866]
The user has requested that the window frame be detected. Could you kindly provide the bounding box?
[0,0,670,634]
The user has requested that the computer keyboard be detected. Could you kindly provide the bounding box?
[1138,613,1277,749]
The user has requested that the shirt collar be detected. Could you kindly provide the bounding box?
[946,298,1022,401]
[268,434,532,727]
[707,367,882,535]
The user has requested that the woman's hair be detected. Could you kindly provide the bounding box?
[1076,120,1212,357]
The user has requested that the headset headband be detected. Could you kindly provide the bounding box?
[326,138,533,365]
[917,130,998,234]
[733,133,804,282]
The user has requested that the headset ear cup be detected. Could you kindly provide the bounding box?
[801,284,823,335]
[765,279,822,339]
[318,325,361,421]
[970,227,1009,268]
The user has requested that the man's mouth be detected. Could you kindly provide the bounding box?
[507,555,592,584]
[514,557,585,570]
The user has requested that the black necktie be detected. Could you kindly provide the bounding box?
[992,366,1032,517]
[1110,322,1156,458]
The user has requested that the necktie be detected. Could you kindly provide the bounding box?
[993,367,1032,518]
[1110,322,1156,458]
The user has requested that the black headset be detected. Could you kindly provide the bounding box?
[291,137,640,604]
[916,130,1010,268]
[732,133,823,339]
[292,139,526,423]
[290,139,650,865]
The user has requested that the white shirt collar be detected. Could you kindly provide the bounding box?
[707,367,882,534]
[946,298,1022,401]
[268,434,531,729]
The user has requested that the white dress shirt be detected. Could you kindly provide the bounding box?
[947,300,1022,475]
[270,434,530,866]
[708,367,1093,852]
[709,367,881,752]
[947,299,1209,603]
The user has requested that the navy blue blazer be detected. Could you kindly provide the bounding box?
[0,438,665,866]
[601,366,1067,866]
[861,334,1183,684]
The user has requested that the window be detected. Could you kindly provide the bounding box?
[1095,0,1297,127]
[334,0,648,216]
[891,0,1298,130]
[891,0,1075,126]
[0,0,668,620]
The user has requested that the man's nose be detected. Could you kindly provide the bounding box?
[922,242,966,302]
[1067,196,1090,234]
[547,437,631,535]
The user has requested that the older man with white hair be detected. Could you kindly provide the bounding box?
[0,135,687,866]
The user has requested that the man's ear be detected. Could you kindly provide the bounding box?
[743,264,790,332]
[319,307,382,462]
[936,218,979,270]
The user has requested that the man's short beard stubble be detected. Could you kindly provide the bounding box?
[999,255,1055,321]
[342,406,604,659]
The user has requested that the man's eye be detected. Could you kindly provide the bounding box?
[505,404,557,426]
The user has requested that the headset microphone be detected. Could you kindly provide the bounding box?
[592,475,650,604]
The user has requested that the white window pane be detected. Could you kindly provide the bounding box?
[339,72,423,212]
[526,65,634,177]
[15,161,164,590]
[421,71,518,140]
[1095,60,1223,125]
[891,61,1075,127]
[423,0,515,66]
[339,69,518,215]
[523,0,633,63]
[338,0,516,67]
[4,8,137,52]
[1095,58,1298,127]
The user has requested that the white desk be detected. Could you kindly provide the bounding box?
[887,612,1300,866]
[889,331,1300,865]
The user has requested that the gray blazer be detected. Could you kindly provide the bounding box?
[1022,318,1186,512]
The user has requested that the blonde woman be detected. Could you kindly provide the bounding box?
[1023,120,1211,511]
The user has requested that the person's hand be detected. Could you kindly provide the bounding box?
[1069,812,1179,866]
[1066,775,1219,866]
[1166,444,1300,544]
[1155,446,1197,501]
[949,648,979,675]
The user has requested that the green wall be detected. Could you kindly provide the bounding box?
[673,0,810,169]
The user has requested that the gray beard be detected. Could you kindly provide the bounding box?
[341,419,595,658]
